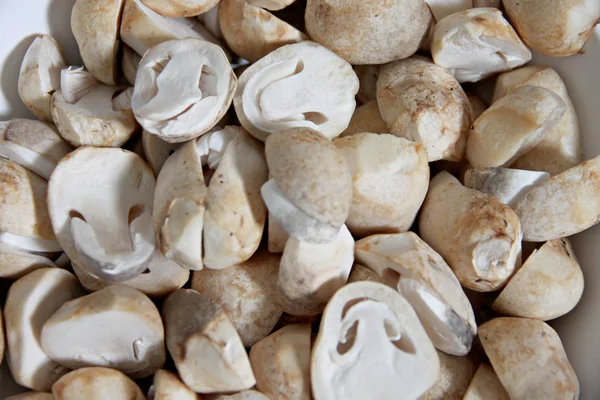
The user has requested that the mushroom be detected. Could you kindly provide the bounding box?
[355,232,477,356]
[431,8,532,83]
[41,285,166,378]
[466,86,566,169]
[492,65,582,175]
[198,5,222,39]
[267,213,289,253]
[132,38,236,143]
[0,306,4,364]
[141,129,182,175]
[0,244,57,279]
[425,0,473,21]
[463,364,510,400]
[162,289,256,393]
[122,46,141,86]
[148,369,200,400]
[206,391,270,400]
[48,147,156,281]
[376,56,473,162]
[472,0,502,7]
[493,238,584,320]
[340,100,388,138]
[334,133,430,236]
[4,268,84,391]
[247,0,297,10]
[347,263,384,284]
[5,393,54,400]
[353,65,379,104]
[141,0,219,17]
[420,351,477,400]
[52,367,145,400]
[419,172,522,292]
[305,0,431,64]
[191,250,282,347]
[262,128,353,244]
[71,0,124,85]
[479,317,579,399]
[466,92,487,120]
[503,0,600,57]
[0,118,72,180]
[513,155,600,242]
[312,281,440,400]
[234,41,359,142]
[249,324,312,400]
[18,35,66,122]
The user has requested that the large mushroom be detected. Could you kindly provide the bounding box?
[148,369,200,400]
[141,0,219,17]
[52,367,145,400]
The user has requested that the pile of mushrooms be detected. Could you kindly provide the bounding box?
[3,0,598,398]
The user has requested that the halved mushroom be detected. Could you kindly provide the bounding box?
[132,38,236,143]
[48,147,156,281]
[18,35,66,122]
[466,92,487,120]
[425,0,473,21]
[163,289,256,393]
[5,393,54,400]
[249,324,311,400]
[463,364,510,400]
[354,65,379,104]
[142,130,182,175]
[466,86,565,169]
[335,133,429,236]
[431,8,532,83]
[355,233,477,356]
[206,391,270,400]
[122,46,141,86]
[41,285,165,378]
[52,367,145,400]
[340,100,388,138]
[234,41,359,141]
[148,369,200,400]
[267,213,289,253]
[479,317,579,399]
[419,172,522,292]
[0,243,57,279]
[262,128,353,244]
[376,56,472,162]
[312,281,440,400]
[141,0,219,17]
[4,268,84,391]
[420,351,477,399]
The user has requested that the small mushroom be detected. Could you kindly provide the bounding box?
[420,351,477,400]
[162,289,256,393]
[48,147,156,281]
[132,38,236,143]
[5,393,54,400]
[340,100,388,138]
[52,367,145,400]
[463,364,510,400]
[376,56,472,162]
[334,133,429,236]
[262,128,353,244]
[249,324,312,400]
[0,243,57,279]
[425,0,473,21]
[267,212,289,253]
[18,35,66,122]
[431,8,532,83]
[148,369,200,400]
[41,285,166,378]
[141,129,183,175]
[419,172,522,292]
[4,268,84,391]
[122,46,141,86]
[466,92,487,120]
[141,0,219,17]
[207,391,270,400]
[353,65,379,104]
[312,281,440,400]
[479,317,579,399]
[466,86,565,169]
[234,41,359,141]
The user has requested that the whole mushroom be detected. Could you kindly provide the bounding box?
[52,367,145,400]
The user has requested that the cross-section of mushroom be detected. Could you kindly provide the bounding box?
[52,367,145,400]
[234,41,359,141]
[312,281,440,400]
[48,147,156,281]
[141,0,219,17]
[148,369,200,400]
[463,364,510,400]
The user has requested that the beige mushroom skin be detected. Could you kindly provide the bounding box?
[463,364,510,400]
[52,367,145,400]
[0,307,4,364]
[149,369,200,400]
[466,92,487,120]
[207,391,270,400]
[340,100,388,138]
[5,393,54,400]
[142,130,182,176]
[377,56,472,162]
[479,317,579,399]
[354,65,380,104]
[267,213,289,253]
[247,0,296,10]
[419,172,522,292]
[142,0,219,17]
[420,352,477,400]
[0,245,57,280]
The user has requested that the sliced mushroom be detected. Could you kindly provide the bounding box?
[52,367,145,400]
[425,0,473,21]
[141,0,219,17]
[479,317,579,399]
[262,128,353,244]
[463,364,510,400]
[41,285,165,378]
[419,172,522,292]
[355,232,477,355]
[4,268,84,391]
[18,35,66,122]
[431,8,532,83]
[249,324,311,400]
[466,86,565,169]
[267,212,289,253]
[163,289,256,393]
[148,369,200,400]
[234,41,359,141]
[206,391,270,400]
[312,281,440,400]
[420,351,477,399]
[376,56,472,162]
[5,393,54,400]
[335,133,429,236]
[340,100,388,138]
[353,65,379,104]
[122,46,141,86]
[466,92,487,120]
[132,38,236,143]
[0,243,57,279]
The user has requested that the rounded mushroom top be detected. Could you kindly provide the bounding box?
[132,38,237,143]
[234,41,359,141]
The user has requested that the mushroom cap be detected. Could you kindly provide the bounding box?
[5,393,55,400]
[376,56,472,162]
[17,35,66,122]
[420,351,477,400]
[479,317,579,399]
[41,285,166,378]
[192,250,282,347]
[4,268,84,391]
[267,212,289,253]
[353,65,379,104]
[305,0,431,64]
[463,364,510,400]
[339,100,388,138]
[141,0,220,17]
[48,147,156,281]
[122,46,141,86]
[234,41,359,142]
[0,243,57,279]
[141,129,182,175]
[149,369,199,400]
[431,8,532,83]
[312,281,440,400]
[335,133,430,236]
[466,92,487,120]
[52,367,145,400]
